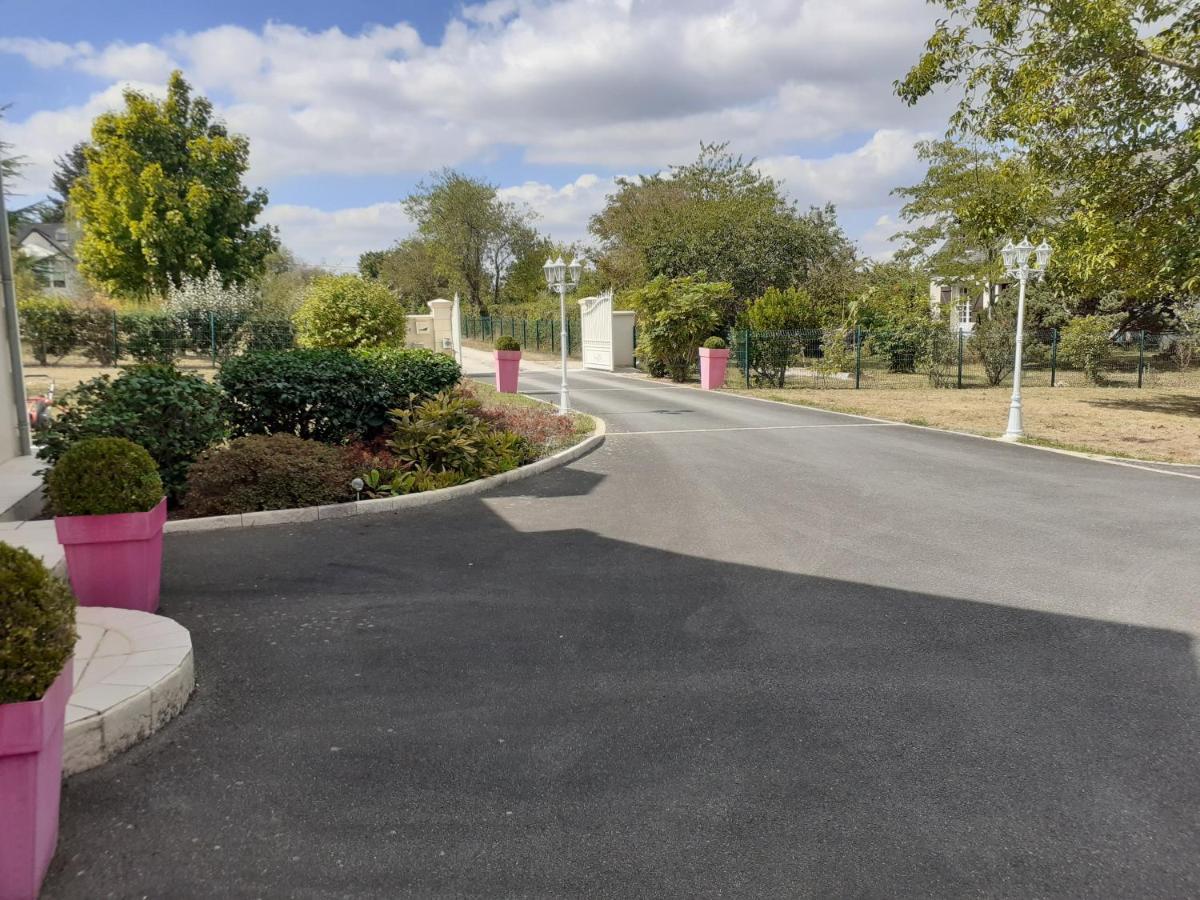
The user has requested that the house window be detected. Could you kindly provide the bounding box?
[55,229,68,242]
[957,303,972,326]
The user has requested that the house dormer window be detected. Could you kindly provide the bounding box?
[55,229,68,242]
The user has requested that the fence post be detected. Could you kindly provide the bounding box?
[1137,329,1145,388]
[111,311,120,364]
[566,317,572,356]
[209,311,217,365]
[854,327,862,389]
[744,328,752,388]
[957,329,964,389]
[1050,328,1058,387]
[522,319,527,348]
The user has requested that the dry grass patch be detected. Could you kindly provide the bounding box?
[725,384,1200,464]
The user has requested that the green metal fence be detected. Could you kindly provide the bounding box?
[726,328,1199,390]
[461,315,583,357]
[20,309,296,368]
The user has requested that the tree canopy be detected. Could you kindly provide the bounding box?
[70,71,277,299]
[591,143,857,309]
[897,0,1199,322]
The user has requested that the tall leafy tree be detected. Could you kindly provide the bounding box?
[71,71,277,299]
[897,0,1200,321]
[45,141,89,221]
[590,143,857,312]
[359,236,454,312]
[403,170,505,315]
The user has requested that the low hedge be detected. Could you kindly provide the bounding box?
[0,543,76,704]
[38,364,227,503]
[218,348,461,443]
[183,434,356,517]
[47,437,163,517]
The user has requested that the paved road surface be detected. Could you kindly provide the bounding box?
[44,357,1200,898]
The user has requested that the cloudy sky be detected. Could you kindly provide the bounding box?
[0,0,955,268]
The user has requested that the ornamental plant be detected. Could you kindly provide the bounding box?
[38,364,227,503]
[626,274,730,382]
[495,335,521,351]
[47,437,163,517]
[0,543,76,704]
[702,336,727,350]
[293,274,407,350]
[183,434,355,517]
[218,348,460,442]
[1059,316,1116,384]
[387,390,529,483]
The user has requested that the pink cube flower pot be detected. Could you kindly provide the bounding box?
[54,497,167,612]
[699,347,730,389]
[494,349,522,393]
[0,658,73,900]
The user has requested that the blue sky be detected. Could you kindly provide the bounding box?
[1,0,952,267]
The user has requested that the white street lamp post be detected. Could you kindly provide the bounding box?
[999,237,1052,441]
[543,255,583,414]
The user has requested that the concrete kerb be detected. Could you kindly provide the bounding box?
[164,416,606,535]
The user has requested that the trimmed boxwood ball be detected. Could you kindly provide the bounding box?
[183,434,357,517]
[0,543,76,704]
[495,335,521,351]
[702,336,727,350]
[48,437,163,517]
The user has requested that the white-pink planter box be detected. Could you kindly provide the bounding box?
[699,347,730,389]
[55,497,167,613]
[495,350,522,393]
[0,658,72,900]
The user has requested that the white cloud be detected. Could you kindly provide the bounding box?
[259,202,414,270]
[0,0,954,256]
[498,174,617,245]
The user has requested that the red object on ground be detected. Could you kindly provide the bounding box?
[0,658,73,900]
[55,497,167,612]
[494,350,522,393]
[699,347,730,390]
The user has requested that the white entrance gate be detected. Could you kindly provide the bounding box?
[579,291,615,371]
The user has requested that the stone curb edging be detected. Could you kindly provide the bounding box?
[65,607,195,776]
[164,416,607,534]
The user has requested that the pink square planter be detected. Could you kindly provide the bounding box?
[0,658,72,900]
[494,349,522,393]
[699,347,730,390]
[55,497,167,613]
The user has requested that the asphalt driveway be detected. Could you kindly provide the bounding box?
[44,364,1200,898]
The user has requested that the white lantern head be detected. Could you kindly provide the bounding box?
[1000,240,1018,271]
[542,257,556,287]
[1034,239,1052,270]
[1016,236,1034,261]
[567,257,583,285]
[552,256,567,285]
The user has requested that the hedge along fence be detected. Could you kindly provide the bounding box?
[17,300,296,367]
[726,327,1200,390]
[461,315,583,357]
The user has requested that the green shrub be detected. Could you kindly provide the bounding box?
[119,311,181,363]
[183,434,355,517]
[18,297,77,364]
[74,306,120,366]
[293,274,407,350]
[219,348,461,443]
[47,437,163,516]
[702,336,727,350]
[0,543,76,704]
[495,335,521,351]
[1059,316,1116,383]
[387,391,528,486]
[969,315,1016,386]
[38,364,227,503]
[627,274,731,381]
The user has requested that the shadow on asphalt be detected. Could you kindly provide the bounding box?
[43,498,1200,899]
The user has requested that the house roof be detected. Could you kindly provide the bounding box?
[15,222,74,260]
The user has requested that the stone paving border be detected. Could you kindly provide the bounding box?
[64,607,195,775]
[164,416,606,534]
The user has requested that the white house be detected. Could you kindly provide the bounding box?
[15,222,79,295]
[928,277,1017,333]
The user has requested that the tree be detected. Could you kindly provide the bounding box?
[293,274,407,350]
[45,142,89,221]
[484,201,538,309]
[359,237,453,312]
[403,170,504,315]
[893,140,1056,302]
[70,71,278,299]
[625,274,730,381]
[897,0,1200,320]
[591,143,857,313]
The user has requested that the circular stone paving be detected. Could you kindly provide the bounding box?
[64,607,195,775]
